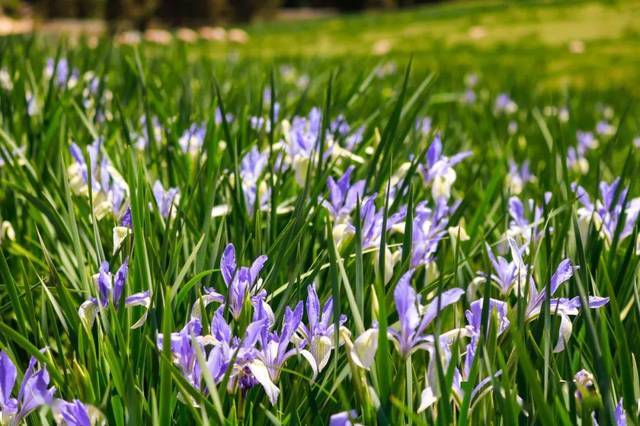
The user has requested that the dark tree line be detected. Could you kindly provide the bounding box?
[13,0,441,27]
[284,0,441,11]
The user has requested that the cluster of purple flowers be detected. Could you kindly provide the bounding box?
[494,93,517,115]
[158,243,346,405]
[410,238,609,413]
[240,147,270,214]
[0,351,95,425]
[45,58,79,88]
[68,139,128,219]
[78,259,150,330]
[249,90,278,132]
[179,123,207,155]
[568,130,598,174]
[411,198,458,267]
[505,192,551,250]
[575,178,640,245]
[506,159,535,194]
[321,133,470,285]
[134,115,163,150]
[52,91,633,424]
[278,108,367,185]
[331,114,364,151]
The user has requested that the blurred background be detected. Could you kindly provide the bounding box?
[2,0,444,31]
[0,0,638,92]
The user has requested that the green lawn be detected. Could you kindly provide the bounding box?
[198,0,640,91]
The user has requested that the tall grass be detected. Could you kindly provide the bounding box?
[0,33,638,425]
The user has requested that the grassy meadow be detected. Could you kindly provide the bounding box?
[0,0,639,424]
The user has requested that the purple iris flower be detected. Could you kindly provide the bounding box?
[250,116,271,132]
[329,410,359,426]
[359,194,406,249]
[45,58,78,87]
[284,107,332,161]
[568,130,598,173]
[322,166,365,223]
[262,88,272,104]
[164,286,330,405]
[465,73,479,87]
[281,107,338,186]
[206,310,279,404]
[296,284,347,373]
[178,123,206,154]
[134,115,162,150]
[214,107,234,126]
[104,160,126,214]
[525,258,609,352]
[81,74,101,110]
[506,194,550,249]
[260,89,280,122]
[241,147,268,183]
[615,398,627,426]
[331,115,350,137]
[273,103,280,123]
[480,238,529,295]
[152,180,179,219]
[26,93,38,116]
[54,399,92,426]
[69,139,128,216]
[506,160,535,194]
[418,134,472,200]
[596,120,615,136]
[240,147,270,214]
[567,145,588,173]
[256,301,308,382]
[418,298,508,411]
[415,116,432,135]
[78,259,150,329]
[85,75,100,96]
[343,126,365,151]
[119,207,132,228]
[389,269,464,358]
[494,93,517,114]
[0,351,56,425]
[462,89,476,104]
[574,179,640,244]
[419,329,497,413]
[577,131,597,151]
[217,243,268,319]
[69,140,99,190]
[157,319,206,389]
[411,198,457,267]
[463,298,509,376]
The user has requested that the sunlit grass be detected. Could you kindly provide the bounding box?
[0,1,638,424]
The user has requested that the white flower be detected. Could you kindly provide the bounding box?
[349,328,378,370]
[448,224,470,242]
[333,223,355,250]
[0,69,13,91]
[112,226,131,254]
[1,221,15,243]
[432,167,457,200]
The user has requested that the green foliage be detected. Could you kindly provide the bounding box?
[0,2,638,424]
